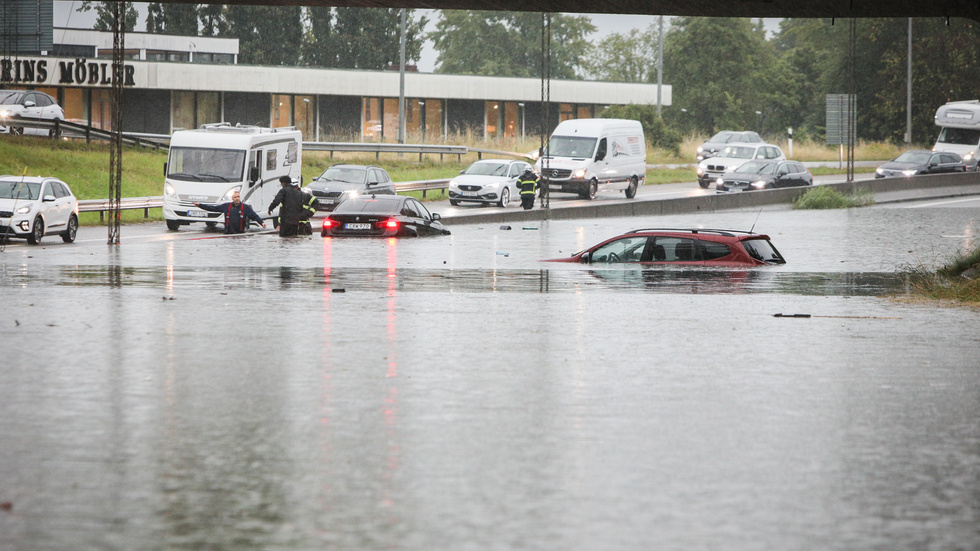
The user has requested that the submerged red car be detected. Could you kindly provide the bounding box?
[542,228,785,266]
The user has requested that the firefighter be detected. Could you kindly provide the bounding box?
[296,181,317,235]
[268,176,305,237]
[517,168,539,210]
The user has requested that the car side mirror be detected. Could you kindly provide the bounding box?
[368,180,379,186]
[580,252,591,263]
[431,213,441,221]
[460,169,466,175]
[24,101,36,108]
[43,194,55,202]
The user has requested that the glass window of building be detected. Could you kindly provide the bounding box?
[172,91,195,131]
[485,101,500,139]
[294,96,314,140]
[91,88,113,130]
[577,105,593,119]
[363,98,381,140]
[62,88,84,124]
[560,103,574,122]
[503,102,519,138]
[425,100,443,139]
[196,92,220,128]
[383,98,400,142]
[272,94,291,128]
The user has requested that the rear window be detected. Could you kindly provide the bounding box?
[334,197,401,215]
[742,238,786,264]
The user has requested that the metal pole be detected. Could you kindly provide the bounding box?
[906,17,912,145]
[398,8,406,145]
[108,1,124,245]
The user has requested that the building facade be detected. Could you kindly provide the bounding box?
[3,28,672,142]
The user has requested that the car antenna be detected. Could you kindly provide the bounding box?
[748,208,763,233]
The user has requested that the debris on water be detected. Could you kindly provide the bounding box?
[0,501,12,512]
[496,251,509,257]
[500,225,512,230]
[162,296,176,301]
[773,313,811,318]
[332,288,346,293]
[522,227,538,230]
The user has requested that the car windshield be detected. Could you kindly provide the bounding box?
[735,161,775,174]
[937,127,980,146]
[0,180,40,200]
[707,131,734,143]
[742,238,786,264]
[321,167,367,184]
[546,136,597,158]
[167,147,245,182]
[464,162,509,176]
[893,151,933,164]
[333,197,401,215]
[718,146,756,159]
[0,91,23,105]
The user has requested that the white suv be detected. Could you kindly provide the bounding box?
[696,143,785,188]
[0,176,79,245]
[0,90,65,137]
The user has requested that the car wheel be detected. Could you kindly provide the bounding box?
[698,179,709,189]
[206,221,217,230]
[27,216,43,245]
[61,214,78,243]
[498,187,511,208]
[11,126,23,136]
[625,176,638,199]
[584,179,598,200]
[49,121,62,139]
[166,219,182,231]
[449,199,460,206]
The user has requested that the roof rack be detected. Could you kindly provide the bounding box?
[625,228,759,237]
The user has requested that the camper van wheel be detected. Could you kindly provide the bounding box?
[625,176,638,199]
[206,221,218,230]
[166,219,182,231]
[585,179,598,200]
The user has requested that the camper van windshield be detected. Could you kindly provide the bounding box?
[937,127,980,146]
[167,147,246,182]
[547,136,597,158]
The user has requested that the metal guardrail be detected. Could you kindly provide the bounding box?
[2,118,169,149]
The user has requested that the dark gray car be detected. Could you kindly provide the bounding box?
[715,160,812,191]
[304,164,396,211]
[874,150,966,178]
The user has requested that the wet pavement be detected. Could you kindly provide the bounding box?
[1,201,979,550]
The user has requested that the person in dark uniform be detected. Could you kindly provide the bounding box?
[517,168,539,210]
[193,191,266,233]
[296,181,317,235]
[268,175,305,237]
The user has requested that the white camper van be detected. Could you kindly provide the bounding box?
[534,118,647,200]
[162,123,303,231]
[934,100,980,171]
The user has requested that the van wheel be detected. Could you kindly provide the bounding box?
[61,214,78,243]
[27,216,43,245]
[498,187,511,208]
[166,219,182,231]
[584,179,598,200]
[625,176,638,199]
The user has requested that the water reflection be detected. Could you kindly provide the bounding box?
[2,265,908,297]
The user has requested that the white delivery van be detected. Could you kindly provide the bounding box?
[534,118,646,200]
[162,123,303,231]
[934,100,980,171]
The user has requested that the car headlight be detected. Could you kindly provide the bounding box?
[696,167,704,176]
[750,180,767,189]
[875,168,885,175]
[902,169,919,177]
[16,204,32,214]
[697,146,704,154]
[573,169,586,179]
[0,109,9,120]
[965,152,975,161]
[221,186,241,202]
[716,178,724,185]
[164,183,177,198]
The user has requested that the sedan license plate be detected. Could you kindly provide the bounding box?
[345,222,371,230]
[186,210,208,218]
[549,184,562,190]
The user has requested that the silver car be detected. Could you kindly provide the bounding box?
[0,90,65,137]
[0,176,79,244]
[448,159,533,207]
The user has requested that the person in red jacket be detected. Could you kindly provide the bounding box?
[193,191,266,234]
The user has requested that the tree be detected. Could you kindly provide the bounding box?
[430,11,595,78]
[602,104,682,155]
[584,25,662,83]
[145,3,198,35]
[198,4,228,37]
[225,5,302,66]
[78,1,138,32]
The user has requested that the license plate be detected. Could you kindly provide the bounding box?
[345,223,371,230]
[186,210,208,218]
[462,191,478,197]
[549,184,562,190]
[321,199,335,204]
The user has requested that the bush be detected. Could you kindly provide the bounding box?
[600,104,682,156]
[904,244,980,305]
[792,186,874,209]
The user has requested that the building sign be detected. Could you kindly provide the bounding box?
[0,58,135,87]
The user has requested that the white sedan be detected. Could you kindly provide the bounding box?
[0,176,79,244]
[448,159,533,208]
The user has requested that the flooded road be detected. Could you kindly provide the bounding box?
[2,203,979,550]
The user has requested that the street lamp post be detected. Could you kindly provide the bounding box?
[755,110,762,133]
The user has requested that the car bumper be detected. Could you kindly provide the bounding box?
[541,179,588,194]
[448,188,502,203]
[162,202,223,223]
[0,215,36,238]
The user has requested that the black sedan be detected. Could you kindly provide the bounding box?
[875,150,966,178]
[715,160,813,191]
[320,194,450,237]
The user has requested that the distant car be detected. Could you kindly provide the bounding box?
[0,175,79,245]
[447,158,533,207]
[874,150,967,178]
[696,130,763,162]
[715,160,813,191]
[304,164,395,211]
[696,143,785,188]
[0,90,65,137]
[320,194,450,237]
[542,228,785,267]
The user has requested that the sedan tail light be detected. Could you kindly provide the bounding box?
[376,218,399,230]
[322,218,336,229]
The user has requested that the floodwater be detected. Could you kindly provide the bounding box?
[1,204,979,550]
